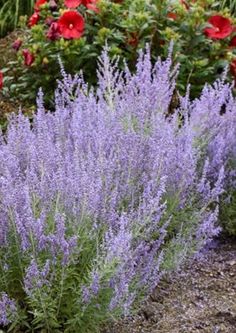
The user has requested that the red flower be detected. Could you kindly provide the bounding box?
[57,11,84,39]
[28,12,40,27]
[230,36,236,47]
[22,49,35,66]
[64,0,81,8]
[204,15,233,40]
[34,0,47,11]
[82,0,99,12]
[0,72,3,90]
[12,39,22,51]
[47,22,61,40]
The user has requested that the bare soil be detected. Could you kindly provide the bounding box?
[105,238,236,333]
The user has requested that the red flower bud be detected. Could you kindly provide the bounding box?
[167,12,178,20]
[127,33,139,48]
[12,39,22,51]
[34,0,47,11]
[0,72,3,90]
[82,0,99,12]
[47,22,61,40]
[22,49,35,66]
[28,12,40,27]
[230,59,236,76]
[230,36,236,47]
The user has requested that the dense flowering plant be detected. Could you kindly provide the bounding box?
[0,46,235,331]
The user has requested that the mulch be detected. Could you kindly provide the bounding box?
[105,237,236,333]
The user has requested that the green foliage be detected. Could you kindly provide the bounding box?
[2,0,236,107]
[161,192,218,272]
[0,0,34,37]
[220,0,236,15]
[219,190,236,236]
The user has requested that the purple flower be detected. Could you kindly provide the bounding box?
[0,293,17,326]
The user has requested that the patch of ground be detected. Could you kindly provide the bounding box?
[105,238,236,333]
[0,30,20,67]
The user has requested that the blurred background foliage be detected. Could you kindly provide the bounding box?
[0,0,34,37]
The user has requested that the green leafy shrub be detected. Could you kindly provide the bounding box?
[2,0,236,106]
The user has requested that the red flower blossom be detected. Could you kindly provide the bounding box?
[47,22,61,40]
[204,15,233,40]
[64,0,81,8]
[22,49,35,66]
[28,12,40,27]
[0,72,3,90]
[12,39,22,51]
[230,36,236,47]
[57,11,84,39]
[34,0,47,11]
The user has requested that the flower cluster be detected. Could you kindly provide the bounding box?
[23,0,98,67]
[0,46,235,331]
[28,0,98,41]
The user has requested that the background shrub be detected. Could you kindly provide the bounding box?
[0,0,34,37]
[1,0,236,107]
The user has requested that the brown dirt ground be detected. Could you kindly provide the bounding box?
[105,238,236,333]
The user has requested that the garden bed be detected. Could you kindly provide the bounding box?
[105,237,236,333]
[0,1,236,330]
